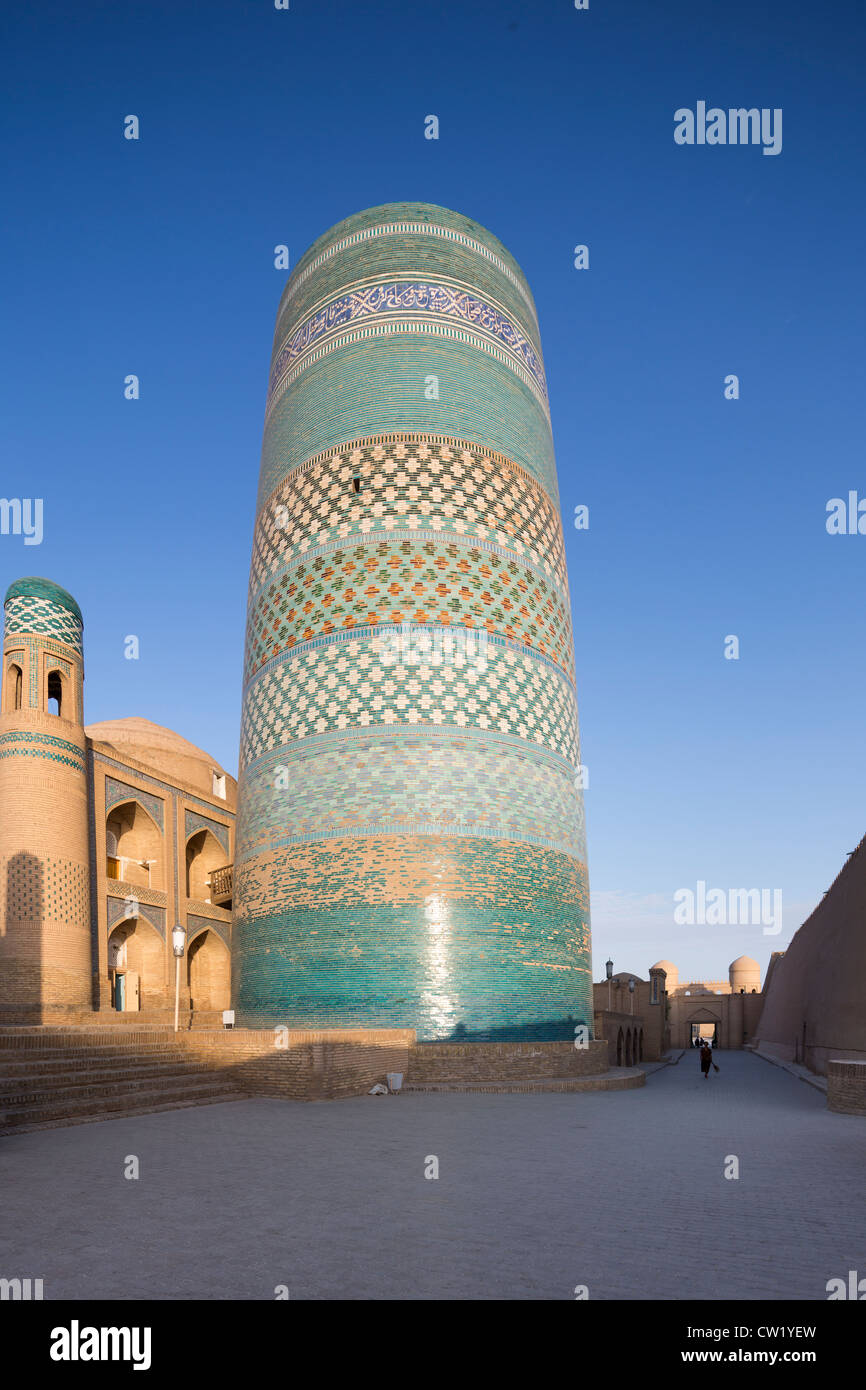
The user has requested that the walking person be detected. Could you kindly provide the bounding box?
[700,1041,713,1079]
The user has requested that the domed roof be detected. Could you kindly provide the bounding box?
[4,576,83,627]
[85,717,235,799]
[650,959,678,974]
[729,955,759,969]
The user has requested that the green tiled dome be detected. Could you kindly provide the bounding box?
[4,577,83,628]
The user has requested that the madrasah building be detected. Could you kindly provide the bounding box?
[1,203,864,1118]
[0,575,235,1025]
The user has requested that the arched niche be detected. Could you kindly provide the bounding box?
[185,829,227,902]
[105,801,165,889]
[187,928,231,1011]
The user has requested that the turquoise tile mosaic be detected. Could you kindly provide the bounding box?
[4,577,83,656]
[239,634,580,766]
[258,336,559,508]
[232,835,590,1040]
[233,203,591,1041]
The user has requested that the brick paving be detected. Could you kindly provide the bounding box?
[0,1049,862,1300]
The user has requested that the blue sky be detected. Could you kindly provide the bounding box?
[2,0,864,982]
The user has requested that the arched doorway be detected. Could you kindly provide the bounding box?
[107,917,164,1012]
[687,1008,722,1049]
[616,1027,623,1066]
[187,930,230,1012]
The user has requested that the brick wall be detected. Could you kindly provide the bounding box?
[592,1010,649,1067]
[174,1027,415,1100]
[827,1059,866,1115]
[406,1038,609,1083]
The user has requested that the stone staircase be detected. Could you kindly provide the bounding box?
[0,1028,241,1135]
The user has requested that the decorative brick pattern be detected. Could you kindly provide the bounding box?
[106,895,166,939]
[187,912,230,947]
[105,776,165,830]
[4,592,83,655]
[244,536,572,683]
[184,808,230,855]
[267,279,549,420]
[278,212,539,330]
[0,730,86,773]
[240,637,579,765]
[231,203,592,1040]
[259,338,558,506]
[233,831,590,1040]
[250,436,568,596]
[236,733,585,860]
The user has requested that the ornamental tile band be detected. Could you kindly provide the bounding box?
[267,280,548,412]
[238,635,580,767]
[184,808,230,855]
[242,537,574,683]
[0,745,86,772]
[4,577,84,628]
[188,913,230,947]
[232,202,592,1042]
[257,339,558,504]
[106,896,166,940]
[3,594,83,655]
[105,777,165,831]
[248,436,569,603]
[278,215,539,325]
[235,729,586,862]
[264,315,550,430]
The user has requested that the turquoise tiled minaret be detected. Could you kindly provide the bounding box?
[232,203,591,1040]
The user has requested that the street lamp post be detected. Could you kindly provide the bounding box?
[629,977,635,1015]
[605,958,613,1012]
[172,922,187,1033]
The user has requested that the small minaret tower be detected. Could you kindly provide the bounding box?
[0,578,92,1021]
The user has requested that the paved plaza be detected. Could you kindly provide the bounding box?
[1,1050,863,1300]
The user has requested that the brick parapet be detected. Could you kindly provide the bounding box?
[407,1038,608,1082]
[827,1059,866,1115]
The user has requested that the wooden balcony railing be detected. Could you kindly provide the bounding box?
[209,864,233,905]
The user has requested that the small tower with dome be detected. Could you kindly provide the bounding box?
[0,577,91,1021]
